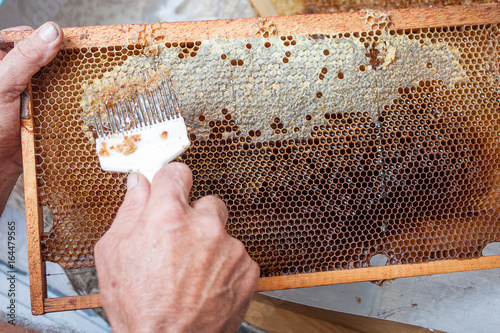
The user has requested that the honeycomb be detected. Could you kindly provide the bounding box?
[32,22,500,278]
[268,0,499,16]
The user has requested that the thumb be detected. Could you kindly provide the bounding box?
[0,21,63,104]
[106,172,151,237]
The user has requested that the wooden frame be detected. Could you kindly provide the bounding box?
[2,3,500,314]
[245,293,439,332]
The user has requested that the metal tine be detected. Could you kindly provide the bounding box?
[147,89,161,123]
[143,90,156,125]
[104,105,117,134]
[125,98,141,130]
[159,78,177,120]
[122,98,135,131]
[115,102,127,134]
[132,96,146,127]
[135,92,152,126]
[155,84,169,121]
[150,86,166,122]
[110,104,121,134]
[97,110,106,137]
[112,104,123,133]
[141,73,158,125]
[157,80,173,120]
[111,104,120,132]
[146,74,163,123]
[92,117,102,138]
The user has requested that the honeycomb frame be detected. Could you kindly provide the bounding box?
[1,4,500,314]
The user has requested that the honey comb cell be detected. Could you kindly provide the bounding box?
[31,23,500,279]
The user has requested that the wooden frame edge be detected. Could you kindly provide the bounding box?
[256,255,500,291]
[0,4,499,48]
[21,85,46,316]
[44,294,102,313]
[41,256,500,312]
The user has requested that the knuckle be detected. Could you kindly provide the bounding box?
[158,162,192,182]
[231,238,249,256]
[203,221,227,241]
[229,239,260,278]
[167,202,190,221]
[201,195,224,206]
[249,260,261,278]
[192,195,228,220]
[166,161,191,174]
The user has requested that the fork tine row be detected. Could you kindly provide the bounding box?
[93,75,181,138]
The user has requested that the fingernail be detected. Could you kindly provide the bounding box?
[127,172,139,190]
[37,22,59,43]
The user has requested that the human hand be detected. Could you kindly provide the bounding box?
[0,22,62,213]
[95,163,260,332]
[0,22,63,169]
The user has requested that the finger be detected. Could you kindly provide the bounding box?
[106,172,151,238]
[149,162,193,209]
[0,27,33,60]
[0,21,62,106]
[191,195,228,226]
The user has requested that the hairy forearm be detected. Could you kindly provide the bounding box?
[0,161,22,215]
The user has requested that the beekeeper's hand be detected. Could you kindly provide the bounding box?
[0,22,62,212]
[95,162,260,332]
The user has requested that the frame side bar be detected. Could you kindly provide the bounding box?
[256,255,500,291]
[21,83,46,315]
[44,294,102,313]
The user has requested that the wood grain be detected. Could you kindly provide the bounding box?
[256,255,500,291]
[40,255,500,312]
[21,86,46,316]
[0,4,499,48]
[44,294,102,313]
[245,293,442,333]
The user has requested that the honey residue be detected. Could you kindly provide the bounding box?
[115,135,141,155]
[98,142,110,157]
[80,67,170,134]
